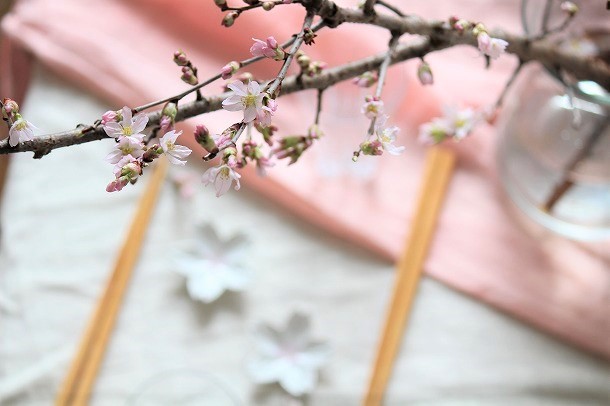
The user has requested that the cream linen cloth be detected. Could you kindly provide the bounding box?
[0,65,609,405]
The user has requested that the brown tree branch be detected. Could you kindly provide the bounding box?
[0,38,437,157]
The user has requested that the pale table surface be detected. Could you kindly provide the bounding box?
[0,65,608,405]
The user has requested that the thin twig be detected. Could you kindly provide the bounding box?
[377,0,404,17]
[134,20,325,114]
[494,61,525,109]
[267,11,316,96]
[541,0,554,36]
[367,34,400,136]
[314,88,324,125]
[223,0,301,12]
[542,117,609,212]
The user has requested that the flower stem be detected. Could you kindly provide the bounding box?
[542,116,609,213]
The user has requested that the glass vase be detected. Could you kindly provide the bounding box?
[497,65,610,240]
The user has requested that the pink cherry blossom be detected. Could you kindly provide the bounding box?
[375,115,405,155]
[361,97,384,119]
[113,154,141,178]
[106,178,129,193]
[160,130,192,165]
[202,164,241,197]
[256,98,278,127]
[105,136,145,164]
[477,32,508,60]
[417,118,453,145]
[222,81,265,123]
[8,116,36,147]
[103,106,148,140]
[250,37,283,60]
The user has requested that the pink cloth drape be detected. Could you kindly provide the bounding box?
[2,0,608,358]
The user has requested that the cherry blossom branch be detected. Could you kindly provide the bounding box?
[306,0,610,88]
[494,61,524,109]
[267,11,315,96]
[0,37,438,157]
[134,19,326,114]
[221,0,301,12]
[374,35,399,100]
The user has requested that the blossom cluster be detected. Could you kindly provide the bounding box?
[418,106,482,144]
[103,106,192,192]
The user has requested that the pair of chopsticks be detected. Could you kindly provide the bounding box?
[364,147,456,405]
[55,159,168,406]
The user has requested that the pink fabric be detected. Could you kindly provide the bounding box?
[3,0,609,358]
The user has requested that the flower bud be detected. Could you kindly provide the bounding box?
[242,0,259,4]
[106,178,129,193]
[222,12,238,27]
[417,62,434,85]
[472,23,486,36]
[173,50,189,66]
[181,66,198,85]
[101,110,118,125]
[453,19,470,32]
[266,36,278,49]
[121,162,142,179]
[560,1,578,16]
[143,144,162,162]
[360,140,383,156]
[307,124,323,139]
[296,52,311,68]
[214,0,227,7]
[162,102,178,120]
[262,2,275,11]
[221,61,240,80]
[2,98,19,115]
[303,28,317,45]
[194,124,218,154]
[352,71,378,88]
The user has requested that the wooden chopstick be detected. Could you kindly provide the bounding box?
[363,147,456,406]
[55,158,168,406]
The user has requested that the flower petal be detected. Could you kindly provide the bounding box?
[186,273,225,303]
[279,365,317,397]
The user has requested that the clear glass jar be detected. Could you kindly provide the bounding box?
[497,65,610,240]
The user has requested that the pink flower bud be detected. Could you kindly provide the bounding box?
[160,116,173,133]
[2,98,19,115]
[266,36,278,50]
[181,66,198,85]
[221,61,240,80]
[101,110,118,125]
[360,140,383,156]
[106,178,129,192]
[194,124,218,154]
[173,50,189,66]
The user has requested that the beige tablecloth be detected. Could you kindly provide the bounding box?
[0,65,609,405]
